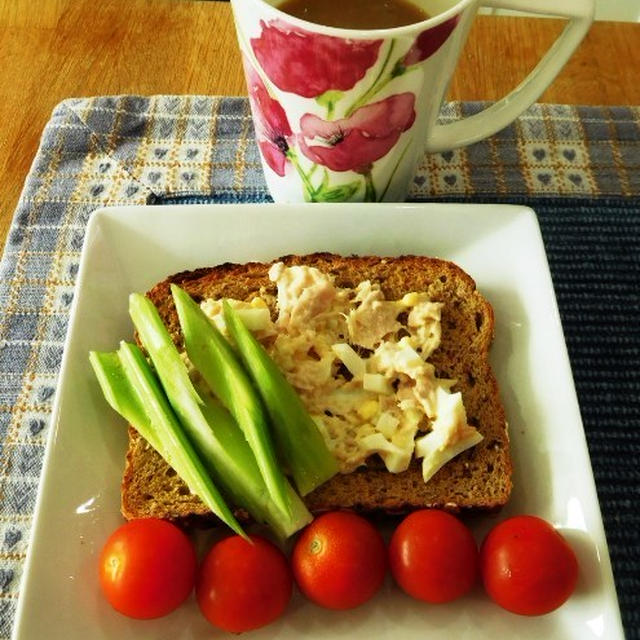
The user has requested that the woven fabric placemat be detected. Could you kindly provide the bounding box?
[0,95,638,638]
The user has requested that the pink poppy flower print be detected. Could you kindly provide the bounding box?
[402,15,459,66]
[243,56,293,177]
[299,93,416,173]
[251,20,382,98]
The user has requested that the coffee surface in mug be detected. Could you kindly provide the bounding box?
[277,0,430,29]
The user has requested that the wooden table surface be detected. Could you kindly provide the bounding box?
[1,0,639,251]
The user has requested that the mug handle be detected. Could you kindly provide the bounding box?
[424,0,594,153]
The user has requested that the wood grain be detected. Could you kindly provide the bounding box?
[1,0,639,250]
[451,17,640,104]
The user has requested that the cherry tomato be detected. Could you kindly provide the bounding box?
[480,515,579,616]
[292,511,387,610]
[99,518,196,619]
[196,534,292,633]
[389,509,478,603]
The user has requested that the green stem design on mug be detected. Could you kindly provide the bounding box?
[288,150,362,202]
[363,170,377,202]
[379,139,412,201]
[344,40,396,117]
[287,149,319,201]
[316,90,343,120]
[344,39,426,119]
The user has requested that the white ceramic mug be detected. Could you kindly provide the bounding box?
[231,0,594,202]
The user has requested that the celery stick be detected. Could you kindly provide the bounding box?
[90,350,162,453]
[89,344,246,538]
[169,285,291,516]
[195,380,312,539]
[223,301,339,496]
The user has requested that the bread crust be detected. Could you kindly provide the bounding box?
[121,253,512,522]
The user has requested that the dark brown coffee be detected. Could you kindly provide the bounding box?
[277,0,430,29]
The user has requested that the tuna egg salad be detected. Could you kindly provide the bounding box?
[201,263,483,483]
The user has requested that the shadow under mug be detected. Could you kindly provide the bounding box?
[231,0,594,203]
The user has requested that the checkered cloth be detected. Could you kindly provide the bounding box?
[0,96,638,638]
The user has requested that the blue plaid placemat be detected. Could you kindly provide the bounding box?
[0,96,638,639]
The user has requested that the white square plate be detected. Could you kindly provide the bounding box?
[13,203,623,639]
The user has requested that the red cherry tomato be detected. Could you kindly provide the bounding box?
[480,515,579,615]
[98,518,196,619]
[389,509,478,603]
[196,534,292,633]
[292,511,387,610]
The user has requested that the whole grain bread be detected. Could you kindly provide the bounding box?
[121,253,512,522]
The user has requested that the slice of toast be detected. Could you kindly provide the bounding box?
[121,253,512,522]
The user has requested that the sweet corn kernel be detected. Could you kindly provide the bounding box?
[402,292,419,306]
[250,297,268,309]
[357,399,379,420]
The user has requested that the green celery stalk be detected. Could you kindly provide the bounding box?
[89,344,246,538]
[223,301,339,496]
[195,380,312,539]
[169,285,291,516]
